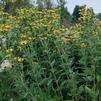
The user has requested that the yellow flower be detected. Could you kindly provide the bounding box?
[93,31,99,37]
[72,33,80,39]
[2,25,10,32]
[6,48,13,53]
[0,35,4,39]
[53,30,60,36]
[80,43,87,48]
[61,37,70,43]
[8,16,15,20]
[20,40,28,46]
[14,57,24,62]
[21,34,27,38]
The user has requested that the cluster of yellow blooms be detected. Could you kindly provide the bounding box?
[14,57,24,62]
[0,6,100,71]
[0,8,61,70]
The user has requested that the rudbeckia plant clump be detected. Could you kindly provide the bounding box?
[0,6,101,101]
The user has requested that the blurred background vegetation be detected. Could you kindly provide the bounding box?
[1,0,101,26]
[0,0,101,26]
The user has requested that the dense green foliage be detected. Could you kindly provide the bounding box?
[0,1,101,101]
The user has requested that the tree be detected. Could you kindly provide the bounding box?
[44,0,53,9]
[57,0,72,26]
[97,13,101,20]
[36,0,53,10]
[36,0,44,10]
[72,5,86,23]
[1,0,32,14]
